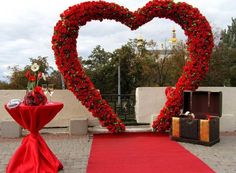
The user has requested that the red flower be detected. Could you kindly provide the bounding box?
[34,86,43,93]
[52,0,213,133]
[23,88,47,106]
[38,72,42,79]
[29,75,36,82]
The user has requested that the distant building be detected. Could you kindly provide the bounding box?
[155,27,178,59]
[169,27,178,46]
[137,27,179,59]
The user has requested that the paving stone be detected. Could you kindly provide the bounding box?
[179,134,236,172]
[1,132,236,172]
[0,134,91,173]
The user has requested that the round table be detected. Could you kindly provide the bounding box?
[5,102,64,173]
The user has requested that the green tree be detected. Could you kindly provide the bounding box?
[221,18,236,48]
[0,81,9,89]
[202,44,231,86]
[7,65,28,89]
[1,56,61,89]
[82,45,116,93]
[81,39,189,94]
[166,41,188,86]
[113,44,136,94]
[114,39,160,92]
[202,19,236,86]
[145,40,173,86]
[47,70,64,89]
[219,18,236,86]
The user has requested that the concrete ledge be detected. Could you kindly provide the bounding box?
[126,126,152,132]
[88,125,152,134]
[88,118,100,127]
[220,114,236,132]
[88,126,109,134]
[0,120,22,138]
[69,117,88,135]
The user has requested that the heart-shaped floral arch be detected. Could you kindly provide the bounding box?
[52,0,213,133]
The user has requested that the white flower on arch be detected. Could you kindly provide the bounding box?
[31,63,39,72]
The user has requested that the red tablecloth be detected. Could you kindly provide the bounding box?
[5,102,64,173]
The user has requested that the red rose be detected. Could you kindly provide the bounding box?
[38,72,42,79]
[23,86,47,106]
[34,86,43,93]
[52,0,213,133]
[29,75,36,82]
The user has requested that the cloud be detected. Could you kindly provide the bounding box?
[0,64,13,81]
[0,0,235,81]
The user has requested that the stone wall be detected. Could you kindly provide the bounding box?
[0,90,97,127]
[135,87,236,132]
[1,87,236,132]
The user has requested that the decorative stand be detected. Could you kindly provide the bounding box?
[5,102,64,173]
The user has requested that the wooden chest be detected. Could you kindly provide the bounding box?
[170,91,222,146]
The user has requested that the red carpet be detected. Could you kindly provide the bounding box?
[87,133,215,173]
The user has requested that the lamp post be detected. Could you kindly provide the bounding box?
[118,58,121,105]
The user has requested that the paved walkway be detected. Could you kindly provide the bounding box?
[0,132,235,173]
[181,133,236,173]
[0,134,92,173]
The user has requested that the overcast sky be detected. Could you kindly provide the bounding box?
[0,0,235,81]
